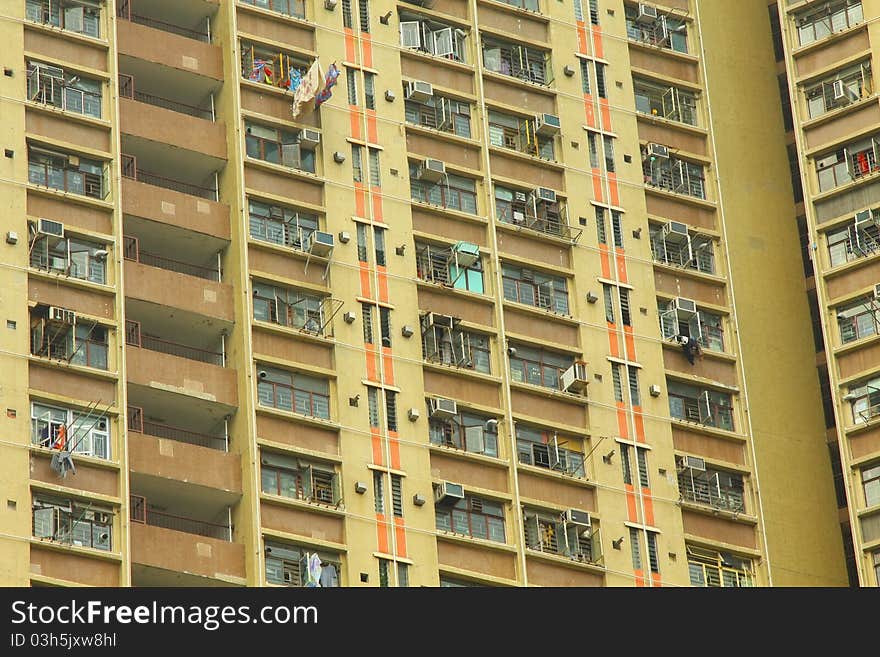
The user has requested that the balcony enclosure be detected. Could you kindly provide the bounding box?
[240,0,306,19]
[495,185,575,240]
[794,0,863,47]
[245,121,316,174]
[482,36,551,85]
[26,0,101,38]
[488,109,555,160]
[30,306,109,370]
[816,135,880,192]
[33,496,113,551]
[687,545,753,587]
[399,11,467,63]
[27,61,102,118]
[257,365,330,420]
[508,343,575,391]
[29,228,107,284]
[428,406,498,457]
[516,424,585,478]
[658,299,724,352]
[253,281,341,337]
[633,77,698,126]
[28,146,107,200]
[117,0,214,43]
[624,2,688,52]
[264,540,341,587]
[502,264,569,314]
[523,508,600,563]
[241,41,312,89]
[260,451,341,507]
[805,61,872,119]
[404,89,472,139]
[409,163,478,215]
[677,464,745,512]
[668,380,734,431]
[421,317,490,373]
[31,401,111,460]
[415,241,485,293]
[248,199,319,252]
[826,208,880,266]
[649,222,715,274]
[836,295,879,344]
[642,146,706,199]
[847,376,880,424]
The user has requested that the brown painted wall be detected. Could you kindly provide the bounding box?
[248,246,327,287]
[124,260,234,321]
[125,346,238,407]
[682,510,757,549]
[794,28,869,78]
[412,209,488,246]
[504,308,579,349]
[804,101,880,151]
[436,538,516,579]
[429,452,509,493]
[431,0,468,19]
[646,193,716,230]
[260,500,344,544]
[526,557,603,586]
[417,288,495,327]
[654,270,727,307]
[672,426,746,465]
[241,86,320,128]
[256,413,339,455]
[244,165,323,206]
[28,194,113,235]
[236,11,315,51]
[117,20,223,79]
[424,370,501,409]
[406,132,483,170]
[838,341,880,380]
[630,50,700,84]
[479,8,547,42]
[638,120,708,156]
[849,426,880,460]
[663,349,738,387]
[826,261,880,300]
[517,471,595,510]
[29,279,115,319]
[130,522,245,580]
[24,30,107,71]
[122,178,230,240]
[489,150,565,191]
[29,363,116,403]
[30,546,119,585]
[496,230,571,269]
[120,98,226,160]
[483,78,556,116]
[129,433,242,494]
[511,388,587,428]
[26,111,111,154]
[30,452,118,497]
[251,328,333,370]
[400,55,474,96]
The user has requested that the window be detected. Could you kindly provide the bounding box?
[31,401,110,459]
[488,109,555,160]
[594,62,607,99]
[373,470,385,513]
[872,550,880,586]
[502,264,569,314]
[32,496,112,551]
[28,146,106,199]
[633,77,698,126]
[409,163,478,215]
[580,59,591,95]
[646,532,660,573]
[508,343,574,391]
[362,304,375,344]
[805,61,872,119]
[862,463,880,507]
[356,223,369,262]
[422,321,491,374]
[391,474,403,517]
[826,212,880,267]
[628,365,640,405]
[595,208,607,244]
[836,296,879,344]
[428,405,498,457]
[253,281,325,334]
[502,0,539,10]
[658,299,724,352]
[588,0,599,24]
[241,42,311,91]
[367,387,380,427]
[404,90,471,138]
[611,364,624,402]
[378,558,390,587]
[27,62,101,118]
[376,558,408,587]
[265,541,341,587]
[636,446,649,487]
[364,72,376,109]
[368,147,381,187]
[620,443,633,485]
[397,562,409,587]
[415,241,485,293]
[245,121,316,173]
[342,0,353,27]
[523,507,596,561]
[26,0,101,37]
[642,146,706,199]
[30,309,108,370]
[482,36,550,85]
[400,12,467,62]
[603,284,614,323]
[494,185,569,237]
[435,495,506,543]
[603,135,615,172]
[629,527,641,569]
[795,0,863,47]
[847,375,880,424]
[603,284,630,326]
[687,545,753,587]
[374,226,386,266]
[28,231,106,284]
[588,132,600,168]
[261,451,341,505]
[248,199,318,251]
[667,379,734,431]
[346,67,358,105]
[379,307,392,347]
[816,134,880,192]
[678,462,746,512]
[440,577,480,587]
[649,222,715,274]
[240,0,306,19]
[385,390,397,432]
[256,366,330,419]
[624,3,688,52]
[516,424,585,477]
[358,0,370,32]
[352,144,364,183]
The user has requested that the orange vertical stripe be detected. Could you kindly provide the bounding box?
[583,94,595,128]
[625,485,637,520]
[634,572,645,587]
[623,326,636,362]
[371,431,383,465]
[394,517,407,558]
[344,29,355,62]
[600,99,611,132]
[608,174,620,207]
[365,344,378,381]
[362,33,373,68]
[576,23,587,53]
[376,516,389,553]
[350,108,362,141]
[651,573,662,587]
[591,168,604,202]
[355,184,366,217]
[607,330,619,358]
[615,250,628,284]
[642,492,655,527]
[371,188,383,222]
[598,244,611,278]
[617,404,629,438]
[366,111,378,144]
[377,267,389,303]
[592,26,604,59]
[633,411,646,443]
[358,262,371,297]
[389,435,400,470]
[381,349,395,387]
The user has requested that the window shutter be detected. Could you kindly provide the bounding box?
[33,507,56,538]
[399,21,421,48]
[433,27,454,57]
[464,425,484,453]
[64,6,84,32]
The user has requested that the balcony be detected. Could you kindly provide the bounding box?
[126,319,223,367]
[122,153,218,201]
[677,467,745,513]
[482,36,551,86]
[117,0,212,43]
[523,509,601,566]
[128,405,227,452]
[124,235,220,283]
[28,145,109,201]
[123,258,233,322]
[642,147,706,200]
[121,176,229,240]
[668,390,734,432]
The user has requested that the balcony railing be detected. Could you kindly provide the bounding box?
[257,380,330,419]
[669,393,734,431]
[123,236,220,282]
[117,0,211,42]
[127,406,227,451]
[125,320,223,366]
[130,494,231,541]
[118,74,213,121]
[121,154,218,201]
[678,471,744,512]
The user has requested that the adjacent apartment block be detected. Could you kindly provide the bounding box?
[0,0,853,587]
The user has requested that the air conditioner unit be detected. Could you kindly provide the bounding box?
[647,143,669,159]
[405,79,434,103]
[48,306,76,324]
[425,312,456,329]
[662,220,689,243]
[434,480,465,505]
[304,230,334,257]
[535,187,557,203]
[564,509,591,527]
[679,454,706,472]
[637,3,658,23]
[67,155,80,168]
[452,241,480,268]
[561,360,589,393]
[418,158,446,182]
[512,211,527,225]
[37,218,64,238]
[672,296,697,316]
[649,384,662,397]
[855,209,876,230]
[298,129,321,149]
[535,113,561,136]
[428,397,458,420]
[514,191,528,202]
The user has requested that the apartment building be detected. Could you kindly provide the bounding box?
[0,0,849,588]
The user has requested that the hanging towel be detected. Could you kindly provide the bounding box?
[319,563,338,588]
[291,60,325,119]
[305,552,322,587]
[314,64,341,108]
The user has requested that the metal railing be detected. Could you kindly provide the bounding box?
[678,471,745,513]
[127,406,227,451]
[257,380,330,419]
[123,236,219,282]
[125,320,223,366]
[410,179,478,215]
[130,495,231,541]
[669,393,734,431]
[117,1,210,42]
[121,154,218,201]
[239,0,306,18]
[118,74,213,121]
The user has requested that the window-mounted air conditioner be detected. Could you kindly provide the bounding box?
[405,79,434,103]
[678,454,706,472]
[535,113,561,136]
[48,306,76,324]
[425,312,456,329]
[662,220,689,243]
[672,296,697,316]
[512,210,527,224]
[304,230,334,257]
[452,241,480,267]
[37,218,64,238]
[647,143,669,159]
[636,3,658,24]
[428,397,458,420]
[298,129,321,149]
[535,187,557,203]
[417,158,446,182]
[564,509,591,527]
[855,209,876,230]
[434,480,465,505]
[514,191,528,202]
[561,360,589,393]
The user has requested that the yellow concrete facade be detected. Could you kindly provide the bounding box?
[0,0,850,588]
